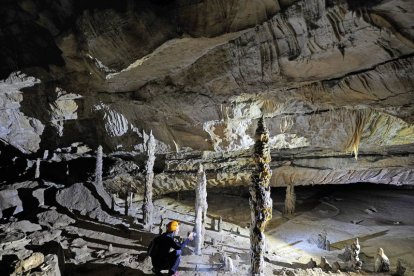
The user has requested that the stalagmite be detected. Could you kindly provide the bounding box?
[316,230,329,250]
[249,116,272,276]
[320,256,332,271]
[159,215,164,235]
[374,247,390,272]
[111,194,116,211]
[194,163,208,255]
[95,145,103,186]
[142,131,156,229]
[350,238,362,271]
[35,158,41,179]
[211,217,216,231]
[224,256,235,272]
[218,216,223,232]
[396,259,406,276]
[194,208,203,255]
[124,192,129,216]
[284,183,295,216]
[129,192,133,207]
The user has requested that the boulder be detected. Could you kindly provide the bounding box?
[12,252,44,275]
[6,220,42,233]
[39,254,61,276]
[0,189,23,218]
[56,183,121,224]
[37,210,75,228]
[28,230,62,246]
[33,188,46,206]
[0,231,30,251]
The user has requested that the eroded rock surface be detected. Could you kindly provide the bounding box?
[56,183,122,224]
[37,210,75,229]
[0,0,413,192]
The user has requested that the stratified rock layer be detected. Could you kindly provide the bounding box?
[0,0,413,190]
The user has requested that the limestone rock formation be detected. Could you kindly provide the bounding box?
[249,117,273,275]
[0,0,412,195]
[194,163,208,255]
[374,247,390,273]
[36,210,75,229]
[0,72,44,154]
[0,189,23,218]
[12,252,45,275]
[56,183,121,224]
[142,131,156,228]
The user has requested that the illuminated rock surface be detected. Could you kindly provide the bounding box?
[0,0,413,275]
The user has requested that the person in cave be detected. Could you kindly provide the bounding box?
[149,220,194,276]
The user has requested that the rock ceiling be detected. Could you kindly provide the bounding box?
[0,0,413,190]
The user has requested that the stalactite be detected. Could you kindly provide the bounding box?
[249,116,272,276]
[344,110,371,160]
[95,145,103,186]
[142,131,156,229]
[284,184,295,216]
[194,163,208,255]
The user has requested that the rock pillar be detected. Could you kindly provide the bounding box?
[142,131,156,229]
[249,116,272,276]
[95,145,103,186]
[284,184,295,216]
[194,163,208,255]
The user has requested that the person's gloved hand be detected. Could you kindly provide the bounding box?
[188,232,195,241]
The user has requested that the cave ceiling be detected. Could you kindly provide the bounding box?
[0,0,413,189]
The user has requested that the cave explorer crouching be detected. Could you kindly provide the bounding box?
[149,220,194,276]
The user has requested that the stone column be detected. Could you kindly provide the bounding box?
[218,216,223,232]
[129,192,134,206]
[194,163,208,255]
[249,116,272,276]
[159,215,165,235]
[351,238,362,271]
[35,158,41,179]
[95,145,103,186]
[124,192,129,216]
[111,194,116,211]
[142,131,156,229]
[284,184,295,216]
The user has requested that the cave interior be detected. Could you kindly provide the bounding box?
[0,0,413,275]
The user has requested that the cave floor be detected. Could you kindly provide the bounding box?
[164,185,414,275]
[1,184,413,275]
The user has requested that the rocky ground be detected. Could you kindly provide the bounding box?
[1,180,413,275]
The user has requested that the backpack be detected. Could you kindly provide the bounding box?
[147,235,160,257]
